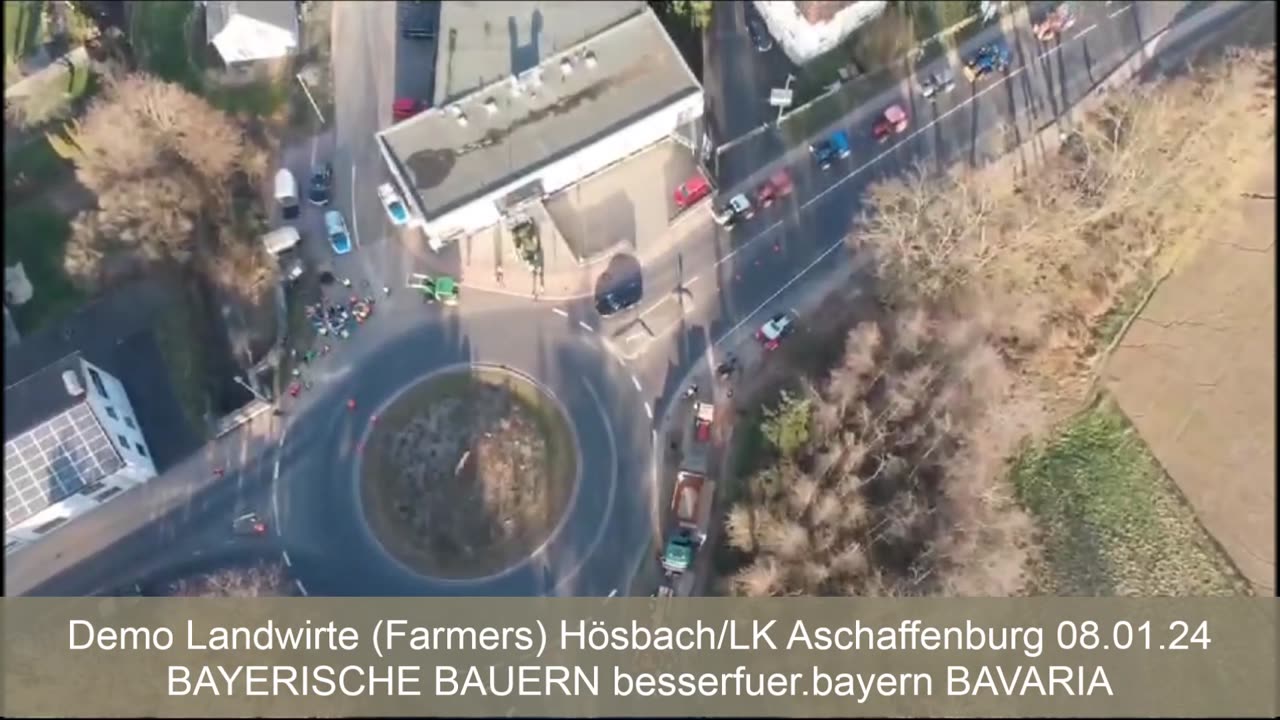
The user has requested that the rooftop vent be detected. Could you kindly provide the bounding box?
[61,370,84,397]
[584,50,598,69]
[447,104,463,117]
[509,75,523,97]
[484,98,498,114]
[456,112,469,127]
[560,58,574,77]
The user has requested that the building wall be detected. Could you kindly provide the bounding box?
[419,91,705,245]
[79,358,156,475]
[754,0,888,66]
[4,465,151,553]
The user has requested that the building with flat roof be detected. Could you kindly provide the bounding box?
[378,1,703,249]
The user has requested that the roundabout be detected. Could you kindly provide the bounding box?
[271,294,655,596]
[356,364,580,580]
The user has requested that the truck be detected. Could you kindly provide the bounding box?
[261,226,304,282]
[656,401,718,594]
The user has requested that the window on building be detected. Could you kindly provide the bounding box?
[135,443,148,458]
[104,406,118,420]
[87,368,108,398]
[117,434,130,448]
[124,416,136,429]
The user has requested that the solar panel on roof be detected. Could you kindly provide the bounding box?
[3,403,123,529]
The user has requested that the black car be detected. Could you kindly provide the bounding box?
[746,15,773,52]
[308,163,333,206]
[595,280,642,317]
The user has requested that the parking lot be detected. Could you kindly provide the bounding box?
[543,140,705,264]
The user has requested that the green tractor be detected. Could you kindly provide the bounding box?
[407,272,459,306]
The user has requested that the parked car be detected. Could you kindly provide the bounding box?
[595,277,643,317]
[713,193,754,227]
[274,169,299,220]
[963,42,1011,82]
[673,174,712,210]
[1034,3,1077,41]
[308,163,333,206]
[324,210,353,255]
[809,130,851,170]
[377,183,410,226]
[755,169,795,209]
[872,104,910,142]
[918,68,956,99]
[393,98,423,121]
[756,312,797,351]
[746,14,773,52]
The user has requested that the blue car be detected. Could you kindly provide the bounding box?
[964,42,1011,81]
[809,130,851,170]
[324,210,352,255]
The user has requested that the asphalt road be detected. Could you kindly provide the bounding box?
[9,0,1256,598]
[702,0,795,147]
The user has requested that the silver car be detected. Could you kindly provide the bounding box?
[919,68,957,99]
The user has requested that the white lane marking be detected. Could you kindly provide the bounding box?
[687,274,701,286]
[350,165,361,248]
[578,320,594,332]
[608,589,618,597]
[1109,5,1131,18]
[631,375,642,392]
[295,579,309,596]
[273,458,281,480]
[282,551,292,567]
[803,65,1027,210]
[718,234,848,343]
[1074,23,1097,40]
[651,429,657,446]
[1039,45,1064,61]
[552,307,569,317]
[644,402,653,420]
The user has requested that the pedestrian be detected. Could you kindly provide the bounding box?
[213,467,225,478]
[347,398,357,412]
[342,277,352,288]
[382,286,391,297]
[496,266,505,286]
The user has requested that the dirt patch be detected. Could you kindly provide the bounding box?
[1103,159,1276,595]
[359,367,578,579]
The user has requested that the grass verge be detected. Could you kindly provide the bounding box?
[4,0,41,65]
[359,368,577,579]
[3,199,83,332]
[1011,396,1250,596]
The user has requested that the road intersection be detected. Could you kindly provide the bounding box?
[9,0,1256,598]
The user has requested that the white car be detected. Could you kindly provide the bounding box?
[377,182,410,226]
[756,312,797,351]
[713,193,755,227]
[919,68,956,99]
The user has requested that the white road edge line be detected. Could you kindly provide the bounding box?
[350,165,361,248]
[295,579,308,596]
[1074,23,1097,40]
[608,589,618,597]
[282,551,292,567]
[644,402,653,419]
[631,375,642,392]
[552,307,569,317]
[687,274,700,286]
[718,235,848,343]
[578,320,593,332]
[1109,5,1131,19]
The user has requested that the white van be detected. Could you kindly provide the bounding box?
[261,226,303,281]
[274,169,299,220]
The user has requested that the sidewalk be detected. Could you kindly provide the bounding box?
[4,408,282,596]
[406,197,719,301]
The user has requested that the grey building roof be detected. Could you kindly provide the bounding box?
[432,1,646,108]
[205,0,300,44]
[381,6,701,221]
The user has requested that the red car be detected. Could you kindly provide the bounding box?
[755,169,795,208]
[393,98,422,121]
[872,104,910,142]
[673,174,712,210]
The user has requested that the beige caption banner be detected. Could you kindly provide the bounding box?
[2,598,1276,717]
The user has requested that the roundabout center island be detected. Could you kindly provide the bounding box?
[358,365,579,580]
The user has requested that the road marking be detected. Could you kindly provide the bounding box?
[1109,5,1131,19]
[295,579,309,596]
[652,429,657,446]
[644,402,653,419]
[273,458,281,480]
[631,375,642,392]
[350,165,361,248]
[687,274,701,286]
[625,331,648,344]
[1074,23,1097,40]
[552,307,568,317]
[1039,45,1064,61]
[713,219,784,269]
[718,233,848,343]
[578,320,594,332]
[282,551,292,567]
[608,589,618,597]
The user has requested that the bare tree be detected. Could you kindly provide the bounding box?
[168,561,292,597]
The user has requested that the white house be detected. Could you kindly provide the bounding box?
[204,0,300,65]
[376,1,704,250]
[754,0,888,66]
